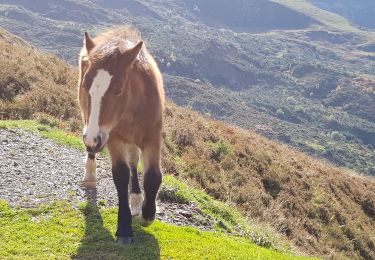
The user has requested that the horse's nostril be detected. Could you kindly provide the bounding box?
[93,135,101,144]
[95,136,102,149]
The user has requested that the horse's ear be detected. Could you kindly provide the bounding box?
[84,32,95,52]
[123,41,143,64]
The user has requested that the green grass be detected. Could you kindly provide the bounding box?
[0,200,317,260]
[162,175,288,251]
[0,120,84,150]
[0,119,109,156]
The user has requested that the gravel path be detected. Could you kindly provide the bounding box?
[0,128,214,230]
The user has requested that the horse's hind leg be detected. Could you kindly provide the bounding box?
[139,138,162,227]
[108,140,133,244]
[84,152,96,187]
[125,144,143,216]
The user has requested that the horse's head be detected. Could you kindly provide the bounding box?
[78,32,143,153]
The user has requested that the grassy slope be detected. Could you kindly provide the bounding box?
[0,201,312,260]
[273,0,358,31]
[1,28,375,259]
[0,119,287,251]
[274,0,375,37]
[0,120,311,260]
[163,103,375,259]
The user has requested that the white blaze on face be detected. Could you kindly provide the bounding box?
[85,69,113,147]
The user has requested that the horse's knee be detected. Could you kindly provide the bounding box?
[84,153,96,187]
[143,167,162,197]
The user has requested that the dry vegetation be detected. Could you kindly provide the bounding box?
[0,27,79,130]
[163,103,375,259]
[1,28,375,259]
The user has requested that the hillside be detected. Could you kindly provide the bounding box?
[1,27,375,259]
[309,0,375,30]
[1,125,310,259]
[0,0,374,175]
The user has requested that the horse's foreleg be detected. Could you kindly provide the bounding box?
[138,140,162,227]
[108,141,133,244]
[84,152,96,187]
[126,144,143,216]
[112,161,133,244]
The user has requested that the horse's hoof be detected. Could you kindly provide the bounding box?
[116,236,133,245]
[83,179,96,188]
[137,215,155,227]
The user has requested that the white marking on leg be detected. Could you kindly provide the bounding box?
[130,193,143,216]
[84,69,112,147]
[84,154,96,187]
[125,144,140,169]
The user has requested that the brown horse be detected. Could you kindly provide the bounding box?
[77,26,164,244]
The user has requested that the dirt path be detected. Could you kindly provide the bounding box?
[0,128,214,230]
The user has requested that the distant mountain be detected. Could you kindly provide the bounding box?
[0,0,374,175]
[310,0,375,29]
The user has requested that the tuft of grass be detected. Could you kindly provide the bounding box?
[0,200,317,260]
[305,141,326,154]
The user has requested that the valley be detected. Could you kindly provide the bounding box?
[0,0,374,174]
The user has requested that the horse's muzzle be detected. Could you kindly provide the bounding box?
[85,136,102,153]
[83,132,108,153]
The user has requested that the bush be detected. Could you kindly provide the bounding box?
[33,112,59,128]
[209,140,232,161]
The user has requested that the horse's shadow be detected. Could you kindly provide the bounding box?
[72,187,160,260]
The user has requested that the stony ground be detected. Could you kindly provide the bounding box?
[0,128,214,230]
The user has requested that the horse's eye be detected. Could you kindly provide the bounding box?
[81,72,91,89]
[81,83,89,90]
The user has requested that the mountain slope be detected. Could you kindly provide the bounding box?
[1,26,375,259]
[309,0,375,30]
[0,0,374,175]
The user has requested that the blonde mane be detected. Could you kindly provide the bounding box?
[82,26,149,67]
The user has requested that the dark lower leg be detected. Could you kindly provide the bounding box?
[142,167,162,221]
[130,166,141,194]
[112,161,133,240]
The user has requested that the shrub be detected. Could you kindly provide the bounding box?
[209,140,233,161]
